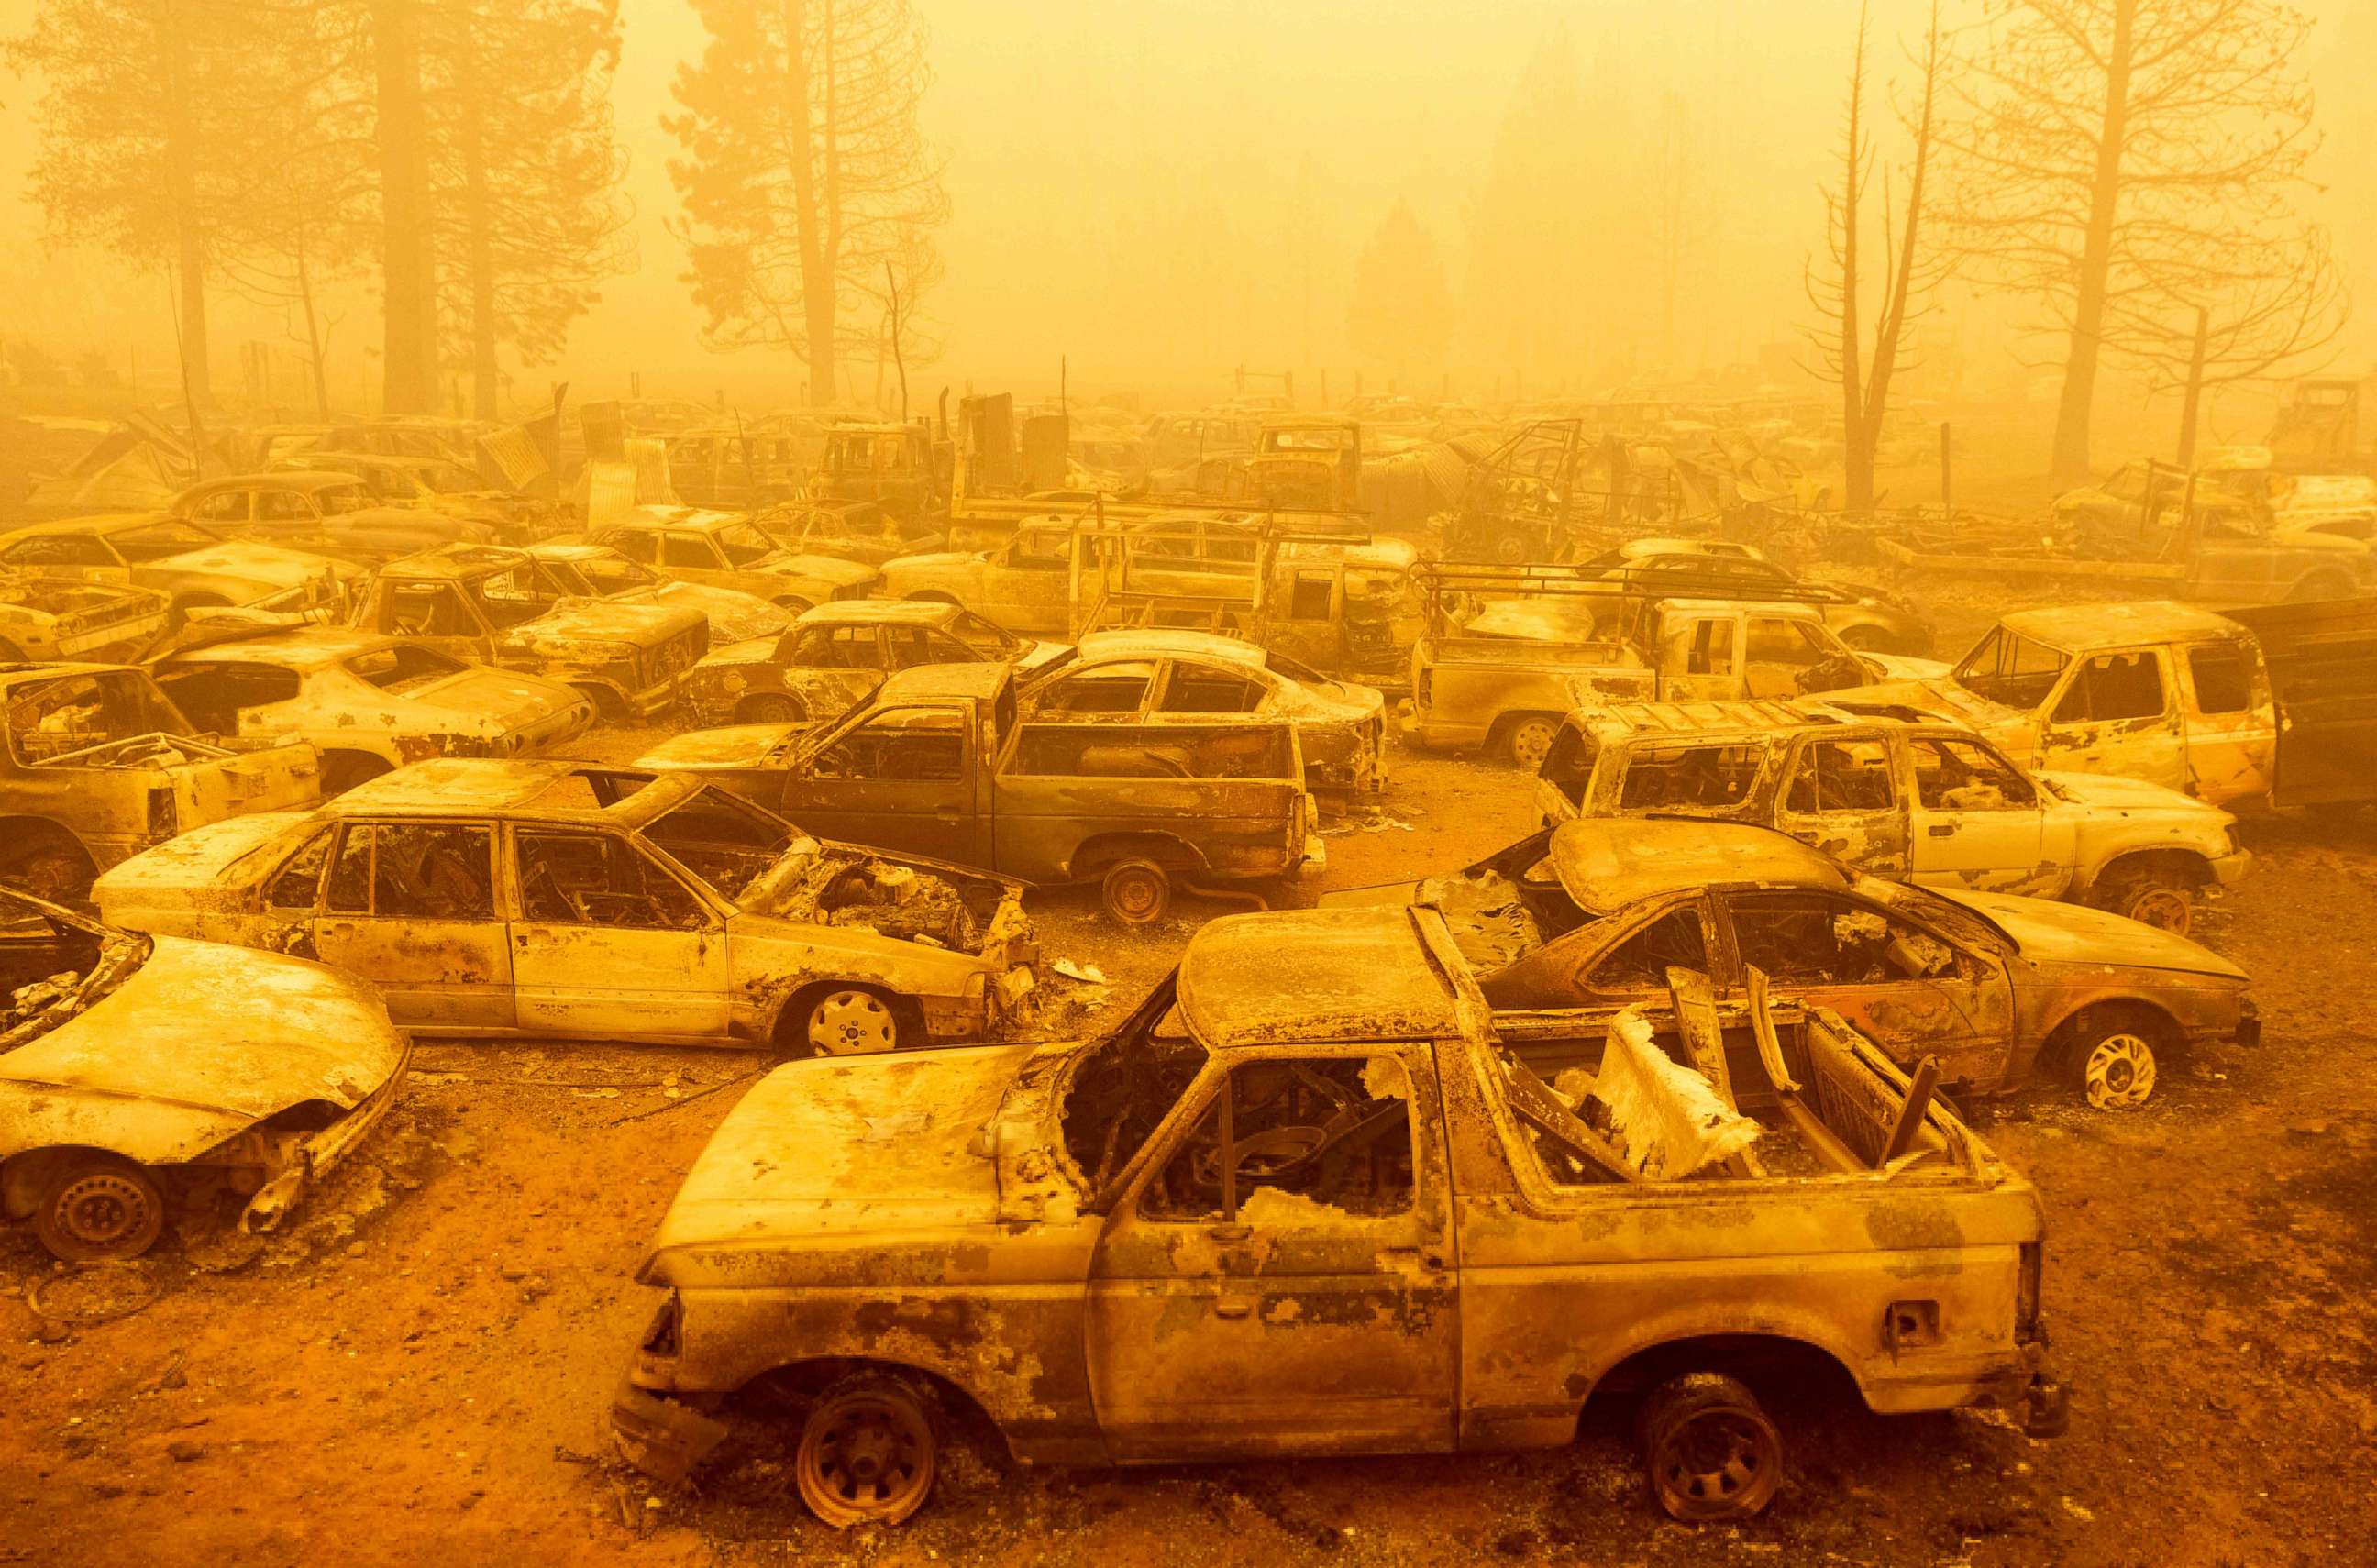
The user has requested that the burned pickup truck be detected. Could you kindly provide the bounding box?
[0,663,323,900]
[1404,567,1929,767]
[612,903,2062,1526]
[0,571,172,665]
[1347,819,2254,1110]
[1829,599,2377,810]
[92,760,1036,1058]
[1532,701,2248,933]
[683,599,1068,727]
[348,547,710,721]
[637,663,1322,923]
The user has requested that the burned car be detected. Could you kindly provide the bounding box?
[685,599,1067,726]
[348,547,710,721]
[520,542,793,645]
[169,470,499,559]
[0,513,358,620]
[151,628,595,794]
[0,886,409,1261]
[1022,627,1388,801]
[0,570,172,664]
[92,759,1037,1057]
[1338,819,2255,1110]
[0,663,323,900]
[613,904,2062,1526]
[589,508,880,612]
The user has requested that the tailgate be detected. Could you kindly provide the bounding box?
[2223,598,2377,805]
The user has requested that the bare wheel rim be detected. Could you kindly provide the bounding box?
[807,990,897,1055]
[1653,1408,1780,1519]
[1509,720,1556,770]
[2083,1032,2158,1110]
[745,694,799,723]
[2123,886,2192,934]
[1105,865,1166,923]
[797,1392,934,1528]
[51,1171,160,1254]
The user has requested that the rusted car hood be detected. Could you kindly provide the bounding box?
[407,666,592,734]
[3,936,404,1116]
[515,596,700,646]
[1936,889,2248,980]
[1827,676,2022,733]
[153,542,359,591]
[644,1043,1038,1266]
[757,553,876,590]
[94,812,308,914]
[647,584,790,644]
[2037,768,2231,821]
[636,722,802,771]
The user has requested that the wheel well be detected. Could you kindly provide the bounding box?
[735,1356,1016,1464]
[1582,1334,1864,1426]
[0,817,95,877]
[1070,832,1206,880]
[569,681,629,722]
[735,691,806,723]
[319,749,394,790]
[2088,847,2213,897]
[2040,998,2183,1075]
[0,1145,138,1220]
[904,590,961,605]
[1486,711,1564,748]
[0,638,25,662]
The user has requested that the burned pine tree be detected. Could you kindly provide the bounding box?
[1938,0,2327,482]
[666,0,950,407]
[1804,1,1948,518]
[1345,198,1455,390]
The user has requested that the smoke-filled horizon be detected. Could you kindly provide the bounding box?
[3,0,2371,445]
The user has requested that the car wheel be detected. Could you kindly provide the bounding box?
[34,1154,167,1263]
[2093,869,2195,936]
[2069,1018,2161,1110]
[802,988,902,1056]
[1504,716,1558,771]
[772,596,813,614]
[794,1372,938,1529]
[1489,529,1531,566]
[1638,1373,1784,1523]
[1101,858,1171,925]
[740,693,802,724]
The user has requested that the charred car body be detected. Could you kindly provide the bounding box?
[0,514,359,621]
[0,570,172,664]
[92,759,1037,1057]
[684,599,1067,727]
[349,547,710,721]
[589,508,880,612]
[0,662,323,900]
[612,903,2062,1527]
[0,887,409,1262]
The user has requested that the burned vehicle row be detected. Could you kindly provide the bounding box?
[0,663,323,900]
[150,627,596,794]
[92,759,1038,1058]
[0,571,172,665]
[0,513,359,621]
[348,547,711,721]
[1533,701,2248,933]
[0,887,409,1262]
[613,905,2063,1527]
[1338,820,2255,1110]
[637,663,1324,924]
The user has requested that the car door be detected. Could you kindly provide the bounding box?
[2037,646,2188,790]
[778,702,980,863]
[1717,888,2015,1091]
[151,661,304,742]
[2172,637,2278,803]
[505,827,731,1040]
[366,580,498,663]
[1906,734,2055,894]
[1085,1046,1459,1461]
[1772,731,1910,876]
[310,820,514,1029]
[1741,614,1841,700]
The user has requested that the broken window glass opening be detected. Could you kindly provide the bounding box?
[326,823,496,920]
[1144,1055,1415,1221]
[517,830,705,930]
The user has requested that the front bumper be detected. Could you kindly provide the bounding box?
[2208,848,2252,887]
[241,1035,413,1232]
[612,1375,728,1485]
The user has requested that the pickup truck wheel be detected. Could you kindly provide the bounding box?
[2071,1021,2160,1111]
[1638,1373,1784,1523]
[794,1373,937,1529]
[2093,869,2195,935]
[34,1154,167,1263]
[1101,859,1172,925]
[802,988,903,1056]
[1504,716,1558,771]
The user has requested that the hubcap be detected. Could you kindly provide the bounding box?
[54,1173,155,1249]
[1111,871,1163,921]
[808,991,895,1055]
[2084,1033,2158,1110]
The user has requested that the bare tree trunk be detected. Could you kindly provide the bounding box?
[1839,7,1871,515]
[458,47,499,422]
[295,246,331,417]
[782,0,836,405]
[374,0,438,414]
[158,0,212,408]
[2051,0,2137,484]
[2175,304,2210,469]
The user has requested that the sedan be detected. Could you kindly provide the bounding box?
[1338,819,2254,1110]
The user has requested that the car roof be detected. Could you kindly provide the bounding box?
[1075,627,1265,666]
[187,471,360,493]
[793,600,957,627]
[0,661,140,690]
[382,544,532,580]
[1546,820,1849,912]
[1576,699,1839,740]
[1996,600,2242,650]
[1179,907,1467,1048]
[331,758,702,823]
[160,628,404,668]
[872,662,1011,703]
[610,507,750,533]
